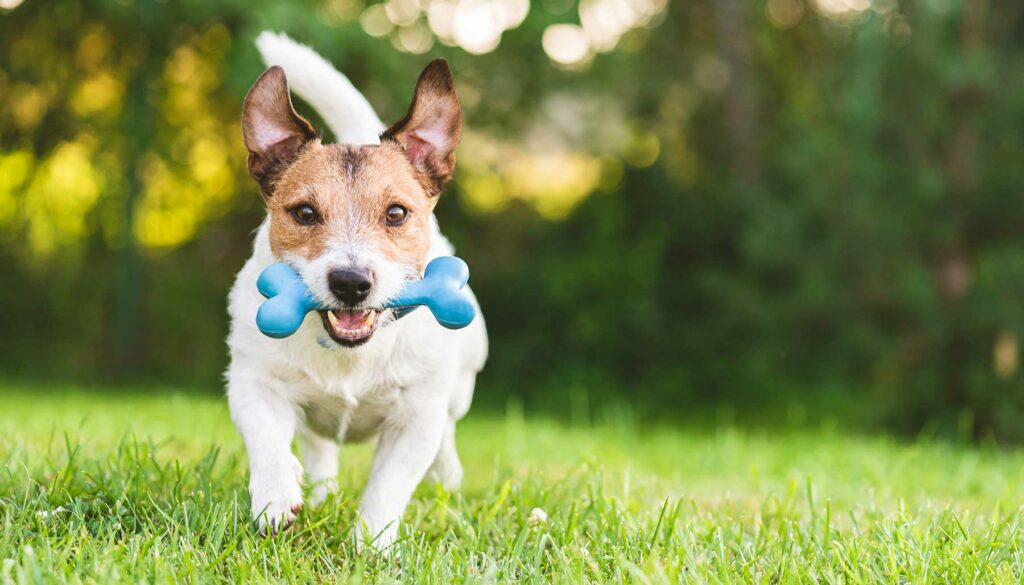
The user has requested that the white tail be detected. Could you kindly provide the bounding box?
[255,31,385,145]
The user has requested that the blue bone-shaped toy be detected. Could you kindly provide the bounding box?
[256,256,475,339]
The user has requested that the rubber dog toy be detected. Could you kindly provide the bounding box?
[255,263,321,339]
[256,256,476,339]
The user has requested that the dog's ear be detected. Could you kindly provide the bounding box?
[242,66,317,195]
[381,59,462,194]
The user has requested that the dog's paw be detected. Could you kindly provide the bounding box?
[250,456,304,535]
[428,452,463,491]
[356,515,399,552]
[428,461,462,492]
[255,499,304,536]
[307,478,338,508]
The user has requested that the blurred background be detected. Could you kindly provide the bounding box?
[1,0,1023,439]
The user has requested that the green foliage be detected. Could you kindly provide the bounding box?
[2,0,1024,437]
[4,386,1024,581]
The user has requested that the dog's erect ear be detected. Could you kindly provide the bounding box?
[242,66,317,195]
[381,59,462,194]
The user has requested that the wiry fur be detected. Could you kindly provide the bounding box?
[227,34,488,548]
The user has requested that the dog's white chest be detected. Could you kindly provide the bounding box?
[299,380,401,442]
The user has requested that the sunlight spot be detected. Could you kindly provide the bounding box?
[461,172,507,213]
[71,72,124,117]
[136,157,199,249]
[423,0,529,54]
[811,0,870,19]
[0,150,34,226]
[137,137,237,250]
[495,0,529,29]
[10,84,49,132]
[384,0,422,26]
[166,47,198,85]
[542,24,591,67]
[505,151,602,218]
[766,0,805,29]
[75,27,111,71]
[190,137,232,192]
[453,0,503,54]
[23,139,103,257]
[458,131,605,218]
[361,4,395,37]
[0,0,25,9]
[580,0,628,52]
[427,0,457,43]
[578,0,666,54]
[393,22,436,53]
[321,0,365,24]
[130,36,242,252]
[202,24,232,56]
[623,129,659,168]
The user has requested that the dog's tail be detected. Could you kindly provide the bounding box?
[255,31,385,145]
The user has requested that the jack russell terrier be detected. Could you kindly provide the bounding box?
[226,32,488,548]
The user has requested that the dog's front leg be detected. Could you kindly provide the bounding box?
[228,381,303,535]
[358,394,446,549]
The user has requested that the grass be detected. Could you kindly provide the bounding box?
[2,384,1024,583]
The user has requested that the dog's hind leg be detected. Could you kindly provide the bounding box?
[428,370,476,491]
[301,431,339,507]
[427,419,462,491]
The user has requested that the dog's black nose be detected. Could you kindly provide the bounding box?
[328,269,373,305]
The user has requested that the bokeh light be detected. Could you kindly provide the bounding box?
[357,0,665,63]
[766,0,805,29]
[361,0,529,55]
[542,24,591,66]
[579,0,665,52]
[812,0,871,19]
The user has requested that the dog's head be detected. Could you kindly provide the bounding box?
[241,60,461,347]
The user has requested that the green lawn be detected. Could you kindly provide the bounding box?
[2,384,1024,583]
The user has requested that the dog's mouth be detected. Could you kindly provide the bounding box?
[318,308,382,347]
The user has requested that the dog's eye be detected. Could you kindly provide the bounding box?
[385,204,409,226]
[291,204,320,225]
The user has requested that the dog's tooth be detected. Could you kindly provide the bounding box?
[322,308,380,340]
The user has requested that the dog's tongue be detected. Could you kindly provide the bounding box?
[335,309,371,329]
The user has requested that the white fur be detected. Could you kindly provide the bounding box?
[227,35,488,548]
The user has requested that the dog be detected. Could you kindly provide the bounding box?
[226,33,488,548]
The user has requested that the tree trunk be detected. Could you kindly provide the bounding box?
[712,0,762,187]
[939,0,988,433]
